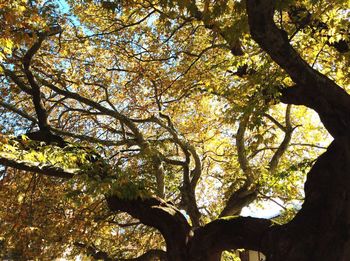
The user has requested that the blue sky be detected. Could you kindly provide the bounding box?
[52,0,290,220]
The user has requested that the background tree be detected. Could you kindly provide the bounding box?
[0,0,348,260]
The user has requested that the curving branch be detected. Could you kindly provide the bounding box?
[18,32,67,147]
[235,113,252,182]
[22,35,51,134]
[188,216,273,261]
[146,115,202,226]
[0,154,74,179]
[268,105,294,174]
[106,196,191,261]
[246,0,350,138]
[221,105,295,217]
[37,77,145,143]
[219,113,257,217]
[219,185,257,217]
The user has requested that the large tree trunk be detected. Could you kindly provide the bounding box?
[3,1,350,259]
[243,0,350,259]
[186,135,350,261]
[263,137,350,261]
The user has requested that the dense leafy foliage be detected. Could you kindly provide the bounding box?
[0,0,348,260]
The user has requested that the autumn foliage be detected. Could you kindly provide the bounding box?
[0,0,349,260]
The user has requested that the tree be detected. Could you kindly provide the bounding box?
[0,0,349,260]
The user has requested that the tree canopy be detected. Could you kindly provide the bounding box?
[0,0,349,260]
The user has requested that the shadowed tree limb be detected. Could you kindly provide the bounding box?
[0,101,134,146]
[220,105,295,217]
[74,242,168,261]
[0,154,186,259]
[20,30,67,147]
[0,155,74,179]
[219,185,257,218]
[246,0,350,138]
[188,216,273,261]
[0,133,277,261]
[268,104,294,174]
[106,195,275,261]
[106,196,191,261]
[219,113,257,217]
[244,1,350,260]
[22,34,50,133]
[264,137,350,261]
[133,115,202,227]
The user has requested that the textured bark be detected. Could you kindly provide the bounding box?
[219,186,257,217]
[2,1,350,260]
[246,0,350,260]
[188,217,272,261]
[106,196,273,261]
[246,0,350,139]
[106,196,191,261]
[263,138,350,261]
[0,156,75,179]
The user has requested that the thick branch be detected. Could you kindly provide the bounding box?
[268,105,293,173]
[146,116,201,226]
[152,154,165,198]
[189,144,202,190]
[188,216,273,260]
[246,0,350,138]
[74,242,113,261]
[236,114,252,180]
[0,155,74,179]
[264,137,350,260]
[106,196,191,260]
[220,113,257,217]
[22,36,50,133]
[219,185,257,217]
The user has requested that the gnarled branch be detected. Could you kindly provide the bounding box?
[106,196,191,261]
[188,216,272,261]
[246,0,350,138]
